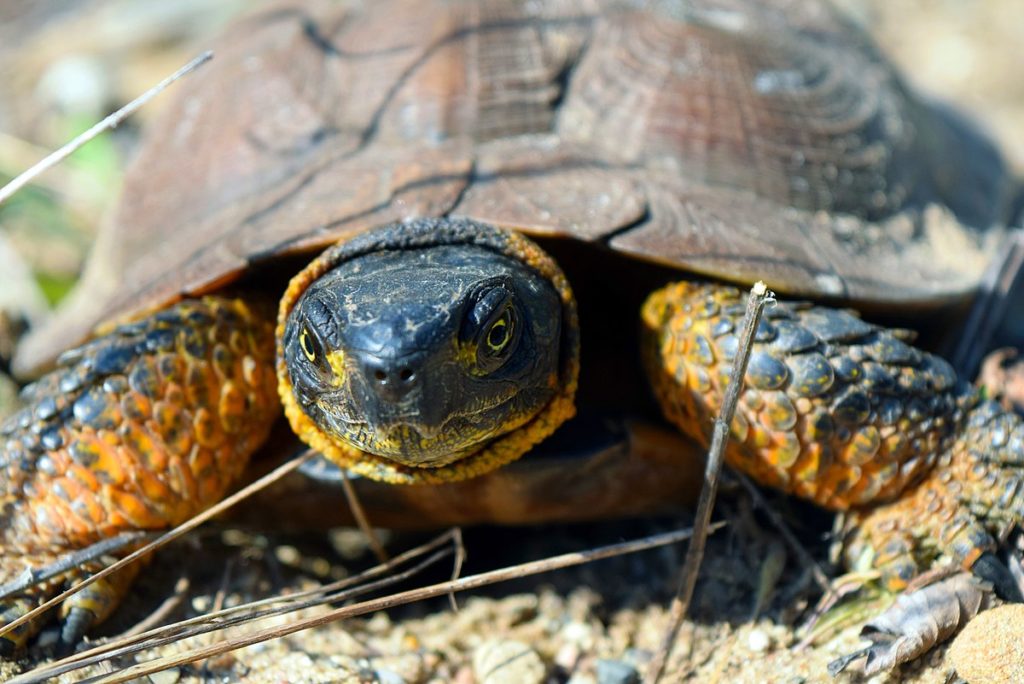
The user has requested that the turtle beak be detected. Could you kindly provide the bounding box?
[347,348,451,437]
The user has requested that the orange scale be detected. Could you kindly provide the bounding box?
[730,410,749,441]
[78,493,108,526]
[192,407,225,449]
[792,442,824,484]
[218,381,247,434]
[196,470,223,507]
[156,354,186,386]
[168,459,200,507]
[188,446,216,480]
[660,336,675,360]
[121,423,164,471]
[763,394,797,432]
[162,383,187,409]
[184,363,214,408]
[31,500,67,538]
[766,431,801,469]
[842,426,881,466]
[106,487,159,529]
[848,472,883,506]
[50,496,89,537]
[120,392,153,422]
[90,441,127,486]
[687,366,711,393]
[242,355,262,389]
[97,428,122,446]
[831,465,862,499]
[158,404,194,456]
[747,423,773,450]
[135,463,173,508]
[67,462,102,493]
[228,330,248,356]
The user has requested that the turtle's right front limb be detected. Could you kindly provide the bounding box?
[1,297,278,653]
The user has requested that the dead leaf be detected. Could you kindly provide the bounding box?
[827,573,991,676]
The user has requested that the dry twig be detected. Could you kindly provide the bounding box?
[0,51,212,206]
[340,469,390,564]
[112,577,191,641]
[18,530,461,683]
[14,546,457,684]
[18,526,708,684]
[645,281,773,683]
[0,531,154,601]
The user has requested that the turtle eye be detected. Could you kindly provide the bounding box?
[464,284,520,374]
[477,305,519,375]
[299,326,320,363]
[485,308,514,354]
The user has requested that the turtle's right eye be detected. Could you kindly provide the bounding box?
[299,326,320,363]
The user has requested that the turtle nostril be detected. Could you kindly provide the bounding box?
[360,354,421,400]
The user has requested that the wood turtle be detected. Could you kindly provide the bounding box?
[2,0,1022,653]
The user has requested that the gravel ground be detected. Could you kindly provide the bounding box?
[0,502,966,683]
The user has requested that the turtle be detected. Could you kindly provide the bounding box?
[2,0,1022,655]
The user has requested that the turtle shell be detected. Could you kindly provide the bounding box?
[15,0,1016,375]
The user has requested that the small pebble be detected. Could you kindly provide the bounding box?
[204,653,236,672]
[0,372,20,422]
[563,621,593,644]
[373,653,425,682]
[747,628,771,653]
[554,642,581,671]
[375,668,406,684]
[147,668,181,684]
[596,658,640,684]
[623,648,652,667]
[567,675,598,684]
[473,639,546,684]
[275,544,301,565]
[950,604,1024,684]
[452,665,475,684]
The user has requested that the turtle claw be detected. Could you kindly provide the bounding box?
[0,596,44,655]
[971,552,1023,602]
[0,557,141,654]
[58,607,94,656]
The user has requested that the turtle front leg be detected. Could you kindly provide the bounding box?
[640,281,1024,592]
[0,298,278,653]
[841,400,1024,597]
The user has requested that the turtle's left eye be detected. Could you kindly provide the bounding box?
[299,326,320,363]
[485,308,514,353]
[464,285,521,374]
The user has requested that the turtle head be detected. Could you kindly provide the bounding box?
[277,219,579,484]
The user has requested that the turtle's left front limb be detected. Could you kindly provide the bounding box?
[842,400,1024,597]
[640,281,1024,592]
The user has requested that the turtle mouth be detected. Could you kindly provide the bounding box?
[314,395,513,468]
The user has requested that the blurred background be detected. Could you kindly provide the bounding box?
[0,0,1021,399]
